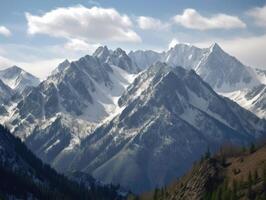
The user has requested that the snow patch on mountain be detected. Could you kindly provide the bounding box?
[221,85,266,119]
[0,66,40,93]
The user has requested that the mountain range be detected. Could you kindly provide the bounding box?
[0,43,266,193]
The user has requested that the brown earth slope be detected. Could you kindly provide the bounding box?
[133,145,266,200]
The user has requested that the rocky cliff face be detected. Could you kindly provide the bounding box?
[64,62,266,193]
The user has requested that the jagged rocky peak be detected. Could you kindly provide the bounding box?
[2,65,22,75]
[205,42,232,59]
[0,65,40,93]
[93,46,140,73]
[129,42,261,92]
[51,59,71,76]
[128,49,162,70]
[113,47,126,55]
[197,42,261,92]
[67,62,266,193]
[58,59,70,70]
[93,45,111,63]
[93,45,109,55]
[74,54,113,83]
[209,42,223,52]
[168,43,204,55]
[0,79,13,104]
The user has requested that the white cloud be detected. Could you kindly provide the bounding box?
[247,4,266,28]
[17,58,66,80]
[0,56,13,67]
[25,5,141,43]
[194,34,266,68]
[64,38,99,52]
[173,8,246,30]
[0,43,94,79]
[0,26,11,37]
[0,54,63,79]
[137,16,169,30]
[168,38,179,49]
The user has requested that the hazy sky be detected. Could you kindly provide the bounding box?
[0,0,266,78]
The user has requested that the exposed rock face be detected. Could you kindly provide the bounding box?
[94,46,140,73]
[223,84,266,119]
[66,63,266,193]
[0,65,40,93]
[130,43,260,93]
[0,44,266,194]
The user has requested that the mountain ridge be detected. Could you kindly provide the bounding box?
[0,43,266,194]
[0,65,40,93]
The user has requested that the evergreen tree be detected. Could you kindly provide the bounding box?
[232,179,237,200]
[153,188,159,200]
[263,166,266,198]
[254,169,259,181]
[216,186,222,200]
[205,146,211,159]
[248,171,253,198]
[221,155,226,166]
[242,146,247,153]
[249,143,256,154]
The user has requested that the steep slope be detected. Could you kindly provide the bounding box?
[130,43,260,93]
[51,59,70,75]
[164,44,206,70]
[0,79,13,105]
[130,43,264,118]
[0,125,121,200]
[222,84,266,119]
[0,45,265,195]
[255,68,266,84]
[0,66,40,93]
[93,46,140,73]
[3,54,136,166]
[191,44,259,92]
[140,143,266,200]
[64,62,266,193]
[128,50,162,70]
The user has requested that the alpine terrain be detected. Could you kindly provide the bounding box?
[0,43,266,193]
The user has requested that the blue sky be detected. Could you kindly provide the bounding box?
[0,0,266,78]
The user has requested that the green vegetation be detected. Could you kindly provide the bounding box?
[135,142,266,200]
[0,125,121,200]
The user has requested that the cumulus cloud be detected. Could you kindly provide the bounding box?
[0,26,11,37]
[247,4,266,28]
[137,16,169,30]
[25,5,141,43]
[168,38,179,49]
[173,8,246,30]
[17,58,66,80]
[0,56,13,68]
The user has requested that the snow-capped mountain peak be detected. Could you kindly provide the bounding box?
[0,44,266,194]
[68,62,266,193]
[209,42,223,53]
[93,45,111,62]
[93,46,140,73]
[0,65,40,93]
